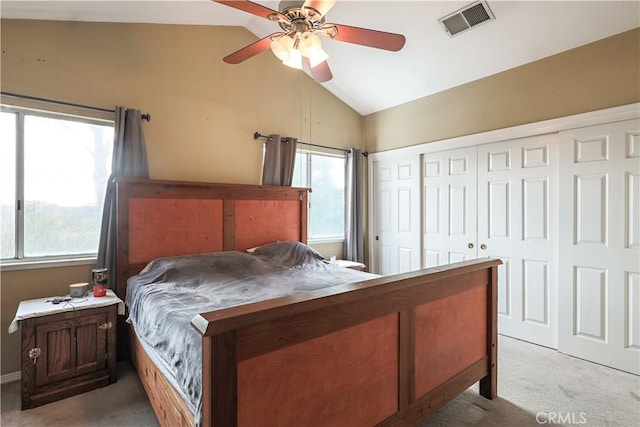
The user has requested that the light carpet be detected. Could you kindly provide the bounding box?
[2,335,639,426]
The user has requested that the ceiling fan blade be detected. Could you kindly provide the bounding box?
[213,0,283,20]
[326,23,406,52]
[303,0,336,18]
[223,34,279,64]
[305,58,333,83]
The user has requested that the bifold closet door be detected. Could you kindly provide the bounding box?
[558,119,640,375]
[422,147,478,267]
[371,155,421,275]
[477,134,559,349]
[422,135,558,349]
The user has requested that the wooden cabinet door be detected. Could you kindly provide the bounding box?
[35,312,108,387]
[22,304,118,409]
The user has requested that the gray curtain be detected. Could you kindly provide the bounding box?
[344,148,364,263]
[262,134,298,186]
[97,107,149,289]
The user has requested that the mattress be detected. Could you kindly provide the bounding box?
[125,241,377,425]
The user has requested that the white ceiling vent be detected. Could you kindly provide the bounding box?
[439,0,495,37]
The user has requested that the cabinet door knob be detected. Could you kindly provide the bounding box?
[480,244,487,250]
[28,347,41,364]
[468,243,475,249]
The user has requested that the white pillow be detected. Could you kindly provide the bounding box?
[138,260,155,274]
[246,241,281,253]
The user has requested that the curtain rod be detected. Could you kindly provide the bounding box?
[1,91,151,122]
[254,132,368,157]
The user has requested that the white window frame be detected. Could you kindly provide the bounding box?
[294,149,346,244]
[0,104,114,270]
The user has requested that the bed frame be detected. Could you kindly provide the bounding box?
[115,177,501,427]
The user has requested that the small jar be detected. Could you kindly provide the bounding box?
[91,268,108,297]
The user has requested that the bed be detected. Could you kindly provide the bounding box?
[114,177,501,427]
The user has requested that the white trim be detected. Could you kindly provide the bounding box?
[308,237,345,245]
[0,257,96,271]
[368,154,376,273]
[1,99,114,123]
[1,371,21,384]
[294,149,347,243]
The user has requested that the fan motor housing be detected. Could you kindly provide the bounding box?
[279,1,305,11]
[274,1,326,33]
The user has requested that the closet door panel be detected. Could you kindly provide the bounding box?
[422,147,477,268]
[478,134,558,348]
[559,119,640,374]
[523,178,548,241]
[371,155,421,275]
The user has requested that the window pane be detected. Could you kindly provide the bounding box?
[0,112,17,259]
[292,152,308,187]
[23,115,114,257]
[309,154,345,239]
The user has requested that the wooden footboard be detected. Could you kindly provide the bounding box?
[191,258,501,427]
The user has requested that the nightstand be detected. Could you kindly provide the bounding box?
[331,259,367,271]
[10,290,124,409]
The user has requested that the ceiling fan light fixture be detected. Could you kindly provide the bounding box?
[270,34,295,61]
[283,48,303,69]
[299,31,322,56]
[270,40,289,61]
[308,48,329,68]
[215,0,406,84]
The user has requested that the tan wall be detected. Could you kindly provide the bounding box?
[363,28,640,153]
[0,19,363,375]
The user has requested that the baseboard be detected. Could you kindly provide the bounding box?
[1,371,21,384]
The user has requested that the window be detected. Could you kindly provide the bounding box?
[1,107,114,262]
[292,150,345,242]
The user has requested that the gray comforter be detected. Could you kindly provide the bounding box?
[125,241,377,424]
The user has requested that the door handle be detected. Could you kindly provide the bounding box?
[480,244,487,250]
[376,236,379,241]
[468,243,474,249]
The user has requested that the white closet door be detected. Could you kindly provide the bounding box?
[478,134,559,348]
[422,147,478,267]
[371,155,421,275]
[559,119,640,374]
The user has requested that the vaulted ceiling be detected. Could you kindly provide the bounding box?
[2,1,638,115]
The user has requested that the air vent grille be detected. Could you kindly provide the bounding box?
[442,14,469,36]
[462,3,491,27]
[439,0,495,37]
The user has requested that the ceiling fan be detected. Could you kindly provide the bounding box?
[214,0,406,83]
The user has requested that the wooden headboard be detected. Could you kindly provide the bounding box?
[115,178,309,300]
